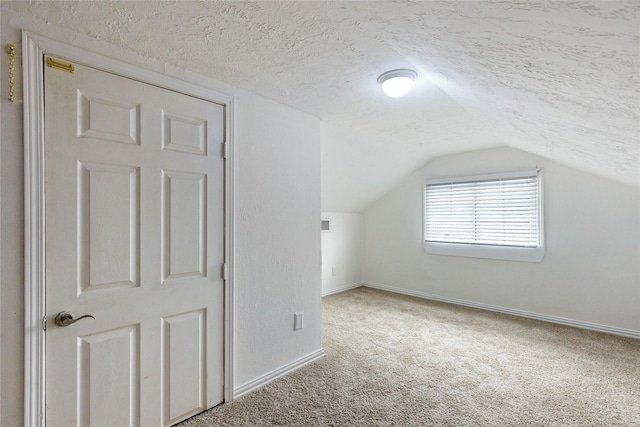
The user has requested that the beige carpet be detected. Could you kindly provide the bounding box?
[181,287,640,426]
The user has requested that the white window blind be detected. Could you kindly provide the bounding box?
[424,171,540,248]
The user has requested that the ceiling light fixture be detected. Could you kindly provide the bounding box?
[377,69,417,98]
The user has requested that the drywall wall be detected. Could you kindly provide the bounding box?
[0,9,322,425]
[233,94,322,387]
[1,10,25,425]
[0,5,3,412]
[363,147,640,335]
[321,212,363,295]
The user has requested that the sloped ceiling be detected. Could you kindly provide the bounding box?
[4,1,639,212]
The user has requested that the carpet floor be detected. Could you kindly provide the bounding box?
[181,287,640,426]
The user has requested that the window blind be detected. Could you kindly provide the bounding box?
[424,173,540,248]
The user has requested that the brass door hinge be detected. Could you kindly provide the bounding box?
[46,56,75,74]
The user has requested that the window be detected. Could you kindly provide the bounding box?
[424,169,544,262]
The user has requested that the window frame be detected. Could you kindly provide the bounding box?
[423,169,545,263]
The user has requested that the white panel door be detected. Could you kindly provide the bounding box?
[44,60,225,427]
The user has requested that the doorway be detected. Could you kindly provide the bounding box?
[23,33,234,426]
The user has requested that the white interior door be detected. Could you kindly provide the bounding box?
[44,60,225,426]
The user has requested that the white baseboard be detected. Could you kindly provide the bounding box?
[322,282,363,296]
[362,281,640,339]
[233,348,326,399]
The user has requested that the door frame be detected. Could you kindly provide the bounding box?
[22,31,235,427]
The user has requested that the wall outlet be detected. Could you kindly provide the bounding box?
[332,267,337,276]
[294,312,303,331]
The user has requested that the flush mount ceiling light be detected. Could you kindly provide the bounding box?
[377,69,417,98]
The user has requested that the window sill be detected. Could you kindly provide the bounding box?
[424,241,545,263]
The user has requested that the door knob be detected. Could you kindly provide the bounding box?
[54,311,96,327]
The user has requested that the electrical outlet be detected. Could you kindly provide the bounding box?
[332,267,337,276]
[294,312,303,331]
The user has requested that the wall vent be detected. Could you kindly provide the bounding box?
[321,219,330,231]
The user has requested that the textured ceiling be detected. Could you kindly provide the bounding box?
[4,1,639,211]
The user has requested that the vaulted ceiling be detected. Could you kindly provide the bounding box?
[5,1,639,212]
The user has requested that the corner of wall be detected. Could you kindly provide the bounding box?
[321,212,364,296]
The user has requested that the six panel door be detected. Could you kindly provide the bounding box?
[44,61,225,426]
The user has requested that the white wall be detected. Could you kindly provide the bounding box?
[1,10,25,425]
[233,95,322,387]
[321,212,363,295]
[0,9,322,425]
[363,147,640,335]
